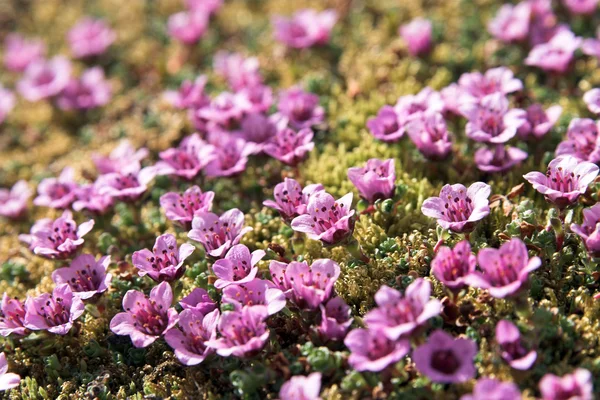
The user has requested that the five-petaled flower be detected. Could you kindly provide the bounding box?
[24,284,85,335]
[188,209,252,258]
[132,234,195,283]
[52,254,112,299]
[212,244,265,289]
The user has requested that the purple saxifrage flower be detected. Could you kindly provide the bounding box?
[0,353,20,391]
[460,378,522,400]
[277,87,324,129]
[221,279,286,316]
[291,191,355,245]
[160,186,214,228]
[68,17,116,58]
[474,145,528,173]
[72,183,114,215]
[188,209,252,258]
[153,133,216,180]
[205,306,270,357]
[263,178,324,221]
[570,203,600,258]
[24,284,85,335]
[367,106,404,142]
[344,328,410,372]
[399,18,433,56]
[17,56,72,102]
[263,127,315,166]
[395,87,444,127]
[3,33,45,72]
[212,244,265,289]
[363,278,441,340]
[0,294,27,337]
[132,234,194,283]
[539,369,594,400]
[317,296,352,341]
[406,111,453,161]
[34,167,78,209]
[180,288,217,314]
[96,165,156,202]
[563,0,599,15]
[413,329,478,383]
[431,240,476,290]
[168,9,209,45]
[163,75,209,110]
[164,309,219,366]
[421,182,491,233]
[0,180,31,219]
[518,103,563,140]
[583,88,600,114]
[523,155,599,209]
[488,2,531,43]
[57,67,112,110]
[93,140,149,175]
[204,134,257,178]
[347,158,396,204]
[458,67,523,101]
[495,320,537,370]
[197,91,252,130]
[555,119,600,163]
[239,113,279,149]
[279,372,322,400]
[213,51,262,91]
[272,9,337,49]
[525,30,582,74]
[52,254,112,299]
[110,281,179,348]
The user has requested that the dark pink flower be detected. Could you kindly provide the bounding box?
[488,2,531,43]
[57,67,112,110]
[72,183,114,215]
[17,56,72,102]
[555,119,600,163]
[277,87,324,129]
[495,320,537,370]
[525,30,581,73]
[110,281,178,348]
[212,244,265,289]
[204,134,258,178]
[461,378,521,400]
[363,278,441,340]
[518,103,562,140]
[160,186,214,228]
[539,369,593,400]
[33,167,78,209]
[291,191,355,245]
[570,203,600,258]
[153,133,216,180]
[188,209,252,258]
[263,178,324,221]
[0,294,26,336]
[164,309,219,366]
[213,51,262,91]
[279,372,322,400]
[399,18,433,56]
[272,9,337,49]
[562,0,599,14]
[168,9,209,45]
[180,288,217,314]
[367,106,404,142]
[317,296,352,341]
[347,158,396,203]
[0,85,15,125]
[163,75,209,110]
[51,254,112,299]
[344,328,410,372]
[196,92,252,129]
[0,180,31,219]
[3,33,45,72]
[406,111,453,161]
[67,17,116,58]
[238,113,280,150]
[96,165,156,202]
[205,306,270,357]
[185,0,222,14]
[583,88,600,114]
[0,353,21,391]
[221,279,286,316]
[458,67,523,102]
[24,284,85,335]
[413,329,477,383]
[132,234,194,283]
[431,240,476,290]
[263,127,315,166]
[238,84,274,114]
[474,145,528,173]
[93,140,149,175]
[395,87,444,127]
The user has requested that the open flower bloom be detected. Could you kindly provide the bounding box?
[197,91,252,129]
[421,182,491,233]
[204,134,258,178]
[474,145,528,173]
[68,17,116,58]
[583,88,600,114]
[3,33,45,72]
[163,75,209,110]
[518,104,562,140]
[52,254,112,299]
[160,186,214,228]
[19,210,94,259]
[239,113,279,149]
[263,127,315,166]
[563,0,599,14]
[269,259,340,310]
[277,87,325,129]
[344,328,410,372]
[317,296,352,341]
[395,87,444,127]
[212,244,265,289]
[180,288,217,314]
[96,164,156,202]
[539,369,593,400]
[164,309,219,366]
[110,281,179,348]
[0,353,21,391]
[496,320,537,370]
[570,203,600,258]
[222,279,286,316]
[0,294,27,336]
[413,329,477,383]
[582,33,600,60]
[528,1,566,46]
[468,238,541,298]
[263,178,324,221]
[132,234,194,283]
[93,140,149,175]
[523,156,599,209]
[431,240,476,290]
[280,372,322,400]
[24,284,85,335]
[167,9,209,45]
[525,30,582,73]
[34,167,78,209]
[461,378,522,400]
[239,84,274,114]
[406,111,453,161]
[205,306,270,357]
[460,93,526,144]
[57,67,112,110]
[153,133,216,180]
[291,191,355,244]
[440,83,464,115]
[272,9,337,49]
[458,67,523,102]
[72,182,114,214]
[188,209,252,258]
[488,2,531,43]
[555,119,600,163]
[363,278,441,340]
[347,158,396,203]
[367,105,404,142]
[399,18,432,56]
[213,51,262,91]
[0,85,15,125]
[0,180,31,219]
[17,56,72,102]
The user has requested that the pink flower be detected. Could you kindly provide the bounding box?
[525,30,581,73]
[188,209,252,258]
[96,165,156,202]
[3,33,45,72]
[279,372,322,400]
[67,17,116,58]
[421,182,491,233]
[263,127,315,166]
[570,203,600,258]
[185,0,222,14]
[406,111,453,161]
[518,103,563,140]
[458,67,523,102]
[0,353,21,391]
[431,240,476,290]
[51,254,112,299]
[399,18,433,56]
[204,134,258,178]
[72,183,114,215]
[468,238,541,298]
[367,106,404,142]
[0,85,15,125]
[344,328,410,372]
[474,145,528,173]
[168,9,209,45]
[0,180,31,219]
[160,186,214,228]
[17,56,72,102]
[395,87,445,127]
[523,155,599,209]
[277,87,324,129]
[205,306,270,357]
[440,84,464,115]
[460,93,526,144]
[196,92,252,129]
[180,288,217,314]
[33,167,78,209]
[0,294,27,336]
[24,284,85,335]
[163,75,209,110]
[413,329,477,383]
[347,158,396,203]
[153,133,216,180]
[461,378,521,400]
[272,9,337,49]
[221,279,286,316]
[583,88,600,114]
[488,2,532,43]
[239,113,280,149]
[555,119,600,163]
[582,34,600,60]
[291,191,355,245]
[110,281,179,348]
[132,234,194,283]
[539,369,593,400]
[562,0,599,14]
[213,51,262,91]
[212,244,265,289]
[57,67,112,110]
[164,309,219,366]
[238,84,274,114]
[528,1,565,46]
[263,178,324,221]
[363,278,441,340]
[93,140,149,175]
[495,320,537,370]
[19,210,94,259]
[317,296,352,341]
